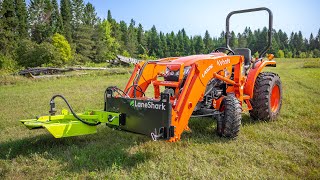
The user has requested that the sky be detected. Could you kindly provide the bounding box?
[83,0,320,38]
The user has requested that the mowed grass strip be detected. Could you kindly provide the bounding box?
[0,58,319,179]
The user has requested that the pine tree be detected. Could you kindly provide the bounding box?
[316,28,320,50]
[147,25,159,56]
[1,0,319,68]
[15,0,28,38]
[203,30,213,53]
[254,28,267,54]
[270,29,280,56]
[136,23,146,55]
[229,31,238,48]
[298,31,305,52]
[176,30,184,56]
[0,1,2,38]
[83,2,97,26]
[172,31,180,56]
[289,32,294,51]
[119,20,128,51]
[92,20,106,62]
[277,30,288,50]
[0,2,4,55]
[29,0,53,43]
[107,9,112,22]
[237,33,247,48]
[60,0,72,42]
[50,0,63,34]
[217,31,225,47]
[189,36,196,54]
[173,31,182,56]
[126,19,138,57]
[73,24,94,62]
[181,28,190,55]
[245,27,255,51]
[159,32,167,57]
[309,33,315,50]
[193,35,204,54]
[70,0,98,61]
[289,31,304,57]
[107,10,121,44]
[0,0,18,55]
[71,0,84,31]
[166,32,175,56]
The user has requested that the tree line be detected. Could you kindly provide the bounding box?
[1,0,320,70]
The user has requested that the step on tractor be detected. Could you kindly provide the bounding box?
[20,7,282,142]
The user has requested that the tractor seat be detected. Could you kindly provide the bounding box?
[234,48,252,66]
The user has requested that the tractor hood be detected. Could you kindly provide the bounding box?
[157,53,227,66]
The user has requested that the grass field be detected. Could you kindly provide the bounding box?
[0,58,319,179]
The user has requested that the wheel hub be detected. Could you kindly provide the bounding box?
[270,85,280,112]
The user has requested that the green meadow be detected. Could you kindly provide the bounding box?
[0,58,319,179]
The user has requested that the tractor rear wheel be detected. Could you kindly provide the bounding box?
[216,94,242,138]
[250,72,282,121]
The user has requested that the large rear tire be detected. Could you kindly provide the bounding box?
[250,72,282,121]
[216,94,242,138]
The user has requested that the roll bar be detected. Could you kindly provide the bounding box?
[225,7,273,58]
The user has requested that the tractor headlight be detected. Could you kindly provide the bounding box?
[165,67,179,76]
[184,66,191,76]
[164,66,191,82]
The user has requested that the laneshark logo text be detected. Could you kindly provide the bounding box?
[130,100,166,110]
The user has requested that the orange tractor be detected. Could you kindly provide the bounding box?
[20,7,282,142]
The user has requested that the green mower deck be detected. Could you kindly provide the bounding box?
[20,110,121,138]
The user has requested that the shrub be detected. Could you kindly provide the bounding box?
[122,50,130,57]
[52,33,72,64]
[285,51,293,58]
[72,53,91,64]
[313,49,320,58]
[0,54,18,72]
[16,40,61,67]
[277,50,285,58]
[307,51,314,58]
[37,42,62,66]
[138,54,158,60]
[299,52,307,58]
[16,39,38,67]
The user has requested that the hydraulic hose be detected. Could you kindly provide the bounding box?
[125,84,145,97]
[49,94,101,126]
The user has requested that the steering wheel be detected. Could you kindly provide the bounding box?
[213,47,235,55]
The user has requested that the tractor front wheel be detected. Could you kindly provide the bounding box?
[216,94,242,138]
[250,72,282,121]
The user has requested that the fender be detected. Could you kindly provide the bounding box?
[244,60,276,98]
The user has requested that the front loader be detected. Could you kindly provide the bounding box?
[20,7,282,142]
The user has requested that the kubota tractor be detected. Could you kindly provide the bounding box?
[20,7,282,142]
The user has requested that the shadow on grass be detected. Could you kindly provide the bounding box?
[241,114,262,126]
[0,128,151,172]
[0,115,264,173]
[182,114,262,143]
